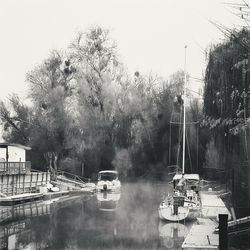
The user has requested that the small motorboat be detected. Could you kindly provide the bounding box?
[96,170,121,192]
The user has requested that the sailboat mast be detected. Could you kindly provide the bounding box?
[182,45,187,174]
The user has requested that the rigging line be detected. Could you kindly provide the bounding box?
[187,88,203,96]
[186,128,193,173]
[169,121,172,165]
[169,105,174,165]
[196,122,199,173]
[176,106,183,168]
[190,76,203,81]
[177,125,183,168]
[182,45,187,174]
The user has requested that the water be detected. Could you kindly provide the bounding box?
[1,182,249,250]
[0,182,188,250]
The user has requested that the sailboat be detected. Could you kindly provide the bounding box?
[159,46,201,221]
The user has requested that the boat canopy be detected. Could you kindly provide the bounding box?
[98,170,118,174]
[173,174,200,181]
[98,170,118,181]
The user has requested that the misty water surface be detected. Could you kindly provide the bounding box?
[0,182,249,250]
[0,182,189,250]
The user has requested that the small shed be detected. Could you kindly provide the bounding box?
[0,143,31,174]
[0,143,31,162]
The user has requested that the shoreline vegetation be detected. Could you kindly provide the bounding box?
[0,26,249,216]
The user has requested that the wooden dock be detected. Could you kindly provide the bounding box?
[182,218,218,249]
[51,175,96,192]
[0,190,71,205]
[200,191,231,221]
[0,193,43,205]
[0,193,85,224]
[182,191,232,249]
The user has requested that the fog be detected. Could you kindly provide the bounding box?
[1,182,177,250]
[1,182,248,249]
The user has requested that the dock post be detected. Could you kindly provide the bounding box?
[219,214,228,250]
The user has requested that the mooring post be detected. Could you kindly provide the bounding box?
[219,214,228,250]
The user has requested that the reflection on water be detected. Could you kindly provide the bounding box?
[0,183,192,250]
[97,192,121,211]
[158,222,191,250]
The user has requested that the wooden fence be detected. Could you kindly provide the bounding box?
[0,171,50,196]
[0,162,31,175]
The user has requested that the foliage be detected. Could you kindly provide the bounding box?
[0,94,32,144]
[204,28,250,124]
[0,26,204,179]
[203,139,221,169]
[203,27,250,213]
[112,148,132,179]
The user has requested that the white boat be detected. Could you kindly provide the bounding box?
[159,174,201,221]
[96,170,121,192]
[159,47,201,222]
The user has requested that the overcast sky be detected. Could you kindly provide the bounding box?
[0,0,245,100]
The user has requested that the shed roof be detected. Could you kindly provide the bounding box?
[0,143,31,150]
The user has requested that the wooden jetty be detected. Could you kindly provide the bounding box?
[0,193,43,205]
[0,193,86,224]
[51,171,96,193]
[182,191,232,249]
[0,190,71,205]
[182,218,218,249]
[200,191,231,221]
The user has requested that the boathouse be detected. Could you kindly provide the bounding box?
[0,143,31,174]
[0,142,50,196]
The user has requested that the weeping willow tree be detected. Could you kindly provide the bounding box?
[203,28,250,216]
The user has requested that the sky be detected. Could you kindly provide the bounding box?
[0,0,246,100]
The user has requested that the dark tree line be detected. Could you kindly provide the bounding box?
[203,27,250,216]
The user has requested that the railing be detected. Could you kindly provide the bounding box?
[57,170,90,184]
[0,161,31,175]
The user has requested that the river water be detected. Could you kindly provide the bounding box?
[0,182,249,250]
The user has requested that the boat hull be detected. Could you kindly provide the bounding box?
[96,179,121,192]
[96,186,121,193]
[159,202,200,222]
[159,204,189,221]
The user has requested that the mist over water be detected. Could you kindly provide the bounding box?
[2,182,249,249]
[1,182,192,250]
[2,182,249,250]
